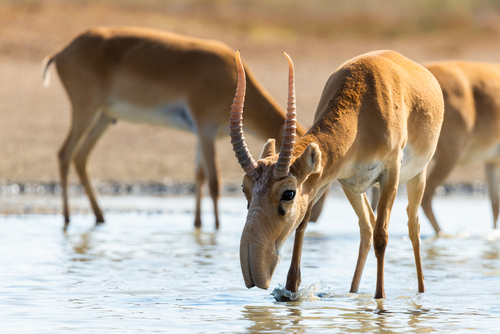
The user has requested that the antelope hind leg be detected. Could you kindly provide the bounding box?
[406,169,427,293]
[373,167,400,299]
[486,163,500,229]
[74,113,112,224]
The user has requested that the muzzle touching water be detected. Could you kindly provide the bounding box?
[240,241,280,290]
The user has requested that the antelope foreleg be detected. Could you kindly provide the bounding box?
[196,129,221,229]
[422,150,462,235]
[285,207,312,292]
[486,163,500,229]
[342,187,376,293]
[74,113,112,224]
[194,145,205,229]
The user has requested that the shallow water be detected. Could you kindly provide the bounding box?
[1,195,499,333]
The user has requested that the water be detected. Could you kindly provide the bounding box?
[0,195,499,333]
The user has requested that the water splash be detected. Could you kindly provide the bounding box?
[271,281,329,302]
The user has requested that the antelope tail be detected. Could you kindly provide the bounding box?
[42,53,56,87]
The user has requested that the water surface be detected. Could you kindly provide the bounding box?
[0,195,499,333]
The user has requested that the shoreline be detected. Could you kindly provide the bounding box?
[0,180,491,198]
[0,181,492,217]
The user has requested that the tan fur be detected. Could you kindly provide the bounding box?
[421,61,500,234]
[42,26,307,229]
[237,50,444,299]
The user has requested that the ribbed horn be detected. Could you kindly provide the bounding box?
[274,52,297,179]
[229,50,257,175]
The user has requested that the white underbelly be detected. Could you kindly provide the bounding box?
[399,144,430,183]
[460,141,500,165]
[338,144,431,194]
[337,162,384,194]
[104,100,196,133]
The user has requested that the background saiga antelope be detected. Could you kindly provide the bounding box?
[421,61,500,235]
[371,61,500,235]
[42,26,308,229]
[231,50,444,299]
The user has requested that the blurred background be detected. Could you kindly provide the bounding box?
[1,0,500,198]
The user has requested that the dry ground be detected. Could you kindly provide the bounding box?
[1,1,500,189]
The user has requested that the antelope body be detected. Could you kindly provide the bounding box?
[231,50,444,298]
[422,61,500,234]
[42,26,307,229]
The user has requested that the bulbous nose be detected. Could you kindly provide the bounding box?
[240,241,279,290]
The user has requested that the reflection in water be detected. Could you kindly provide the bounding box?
[66,229,93,256]
[482,243,500,260]
[342,295,438,332]
[406,299,433,330]
[193,229,218,246]
[287,307,303,329]
[242,294,438,333]
[242,305,306,333]
[340,297,390,331]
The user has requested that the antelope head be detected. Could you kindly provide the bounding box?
[230,51,322,289]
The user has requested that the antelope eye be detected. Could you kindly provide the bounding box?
[242,185,245,194]
[281,190,296,201]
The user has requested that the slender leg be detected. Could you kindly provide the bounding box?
[486,163,500,229]
[370,187,380,211]
[58,105,102,228]
[421,150,463,235]
[373,166,400,299]
[342,186,376,293]
[194,144,205,229]
[406,169,427,293]
[286,207,312,292]
[309,188,329,222]
[197,128,221,229]
[59,134,74,228]
[74,113,112,224]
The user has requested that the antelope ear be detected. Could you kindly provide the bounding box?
[259,139,276,159]
[292,142,322,181]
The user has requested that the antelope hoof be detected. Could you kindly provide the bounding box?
[194,219,202,229]
[275,295,293,302]
[285,278,300,293]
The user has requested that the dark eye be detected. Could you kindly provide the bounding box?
[281,190,295,201]
[242,185,245,194]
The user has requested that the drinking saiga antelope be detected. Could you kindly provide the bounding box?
[42,26,311,229]
[231,50,444,298]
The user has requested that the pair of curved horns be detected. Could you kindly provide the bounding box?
[229,51,297,178]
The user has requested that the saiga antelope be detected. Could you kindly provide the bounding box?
[371,61,500,235]
[421,61,500,234]
[231,50,444,298]
[42,26,309,229]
